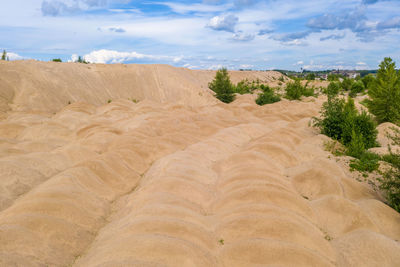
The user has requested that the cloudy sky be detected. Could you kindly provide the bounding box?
[1,0,400,70]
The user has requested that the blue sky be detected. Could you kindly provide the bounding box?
[1,0,400,70]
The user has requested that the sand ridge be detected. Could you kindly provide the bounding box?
[0,62,399,266]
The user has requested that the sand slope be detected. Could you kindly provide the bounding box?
[0,62,399,266]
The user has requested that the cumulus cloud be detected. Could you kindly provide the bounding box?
[5,52,24,61]
[78,49,183,64]
[232,31,255,41]
[377,16,400,30]
[258,28,273,36]
[108,27,126,33]
[306,8,385,42]
[320,33,345,41]
[271,30,312,42]
[207,14,238,32]
[307,8,367,32]
[41,0,130,16]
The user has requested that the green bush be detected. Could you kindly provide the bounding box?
[349,81,365,97]
[349,151,381,172]
[346,130,366,158]
[340,99,378,149]
[255,86,280,106]
[314,96,346,140]
[303,86,315,97]
[306,73,316,80]
[379,128,400,212]
[325,82,340,96]
[285,80,303,100]
[380,167,400,212]
[341,78,353,91]
[208,68,235,103]
[362,74,375,89]
[234,79,252,94]
[368,57,400,124]
[52,58,62,62]
[314,96,378,158]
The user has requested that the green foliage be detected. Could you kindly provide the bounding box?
[76,56,89,64]
[314,96,346,140]
[1,50,6,60]
[359,98,371,108]
[328,74,341,81]
[341,77,354,91]
[255,86,281,106]
[361,74,375,89]
[346,130,366,158]
[52,58,62,62]
[325,82,340,96]
[349,80,365,97]
[349,151,381,172]
[233,79,262,94]
[380,167,400,212]
[368,57,400,124]
[278,76,285,82]
[303,85,315,97]
[306,73,316,80]
[314,96,378,158]
[208,68,235,103]
[285,80,314,100]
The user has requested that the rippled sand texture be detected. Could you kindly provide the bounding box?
[0,61,399,266]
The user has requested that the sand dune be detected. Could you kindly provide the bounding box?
[0,61,399,266]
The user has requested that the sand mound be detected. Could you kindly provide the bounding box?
[0,62,399,266]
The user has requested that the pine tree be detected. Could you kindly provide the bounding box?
[368,57,400,124]
[208,68,235,103]
[1,50,6,60]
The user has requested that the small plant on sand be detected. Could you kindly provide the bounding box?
[208,68,235,103]
[255,85,280,106]
[219,239,224,245]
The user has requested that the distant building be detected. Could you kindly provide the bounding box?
[346,72,360,79]
[329,70,360,79]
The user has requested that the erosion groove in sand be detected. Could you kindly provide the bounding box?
[0,62,399,266]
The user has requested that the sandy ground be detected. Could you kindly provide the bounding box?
[0,61,399,266]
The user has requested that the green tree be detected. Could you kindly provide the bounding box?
[52,58,62,62]
[255,86,280,105]
[368,57,400,124]
[208,68,235,103]
[306,73,316,80]
[362,74,375,89]
[349,80,365,97]
[1,50,6,60]
[341,77,353,91]
[326,82,340,97]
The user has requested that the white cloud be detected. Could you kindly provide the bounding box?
[79,49,185,64]
[82,49,153,63]
[158,2,231,14]
[232,31,255,41]
[207,14,238,32]
[357,61,367,65]
[6,52,24,60]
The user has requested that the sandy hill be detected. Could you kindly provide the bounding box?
[0,61,399,266]
[0,60,283,115]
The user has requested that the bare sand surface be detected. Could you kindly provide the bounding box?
[0,61,399,266]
